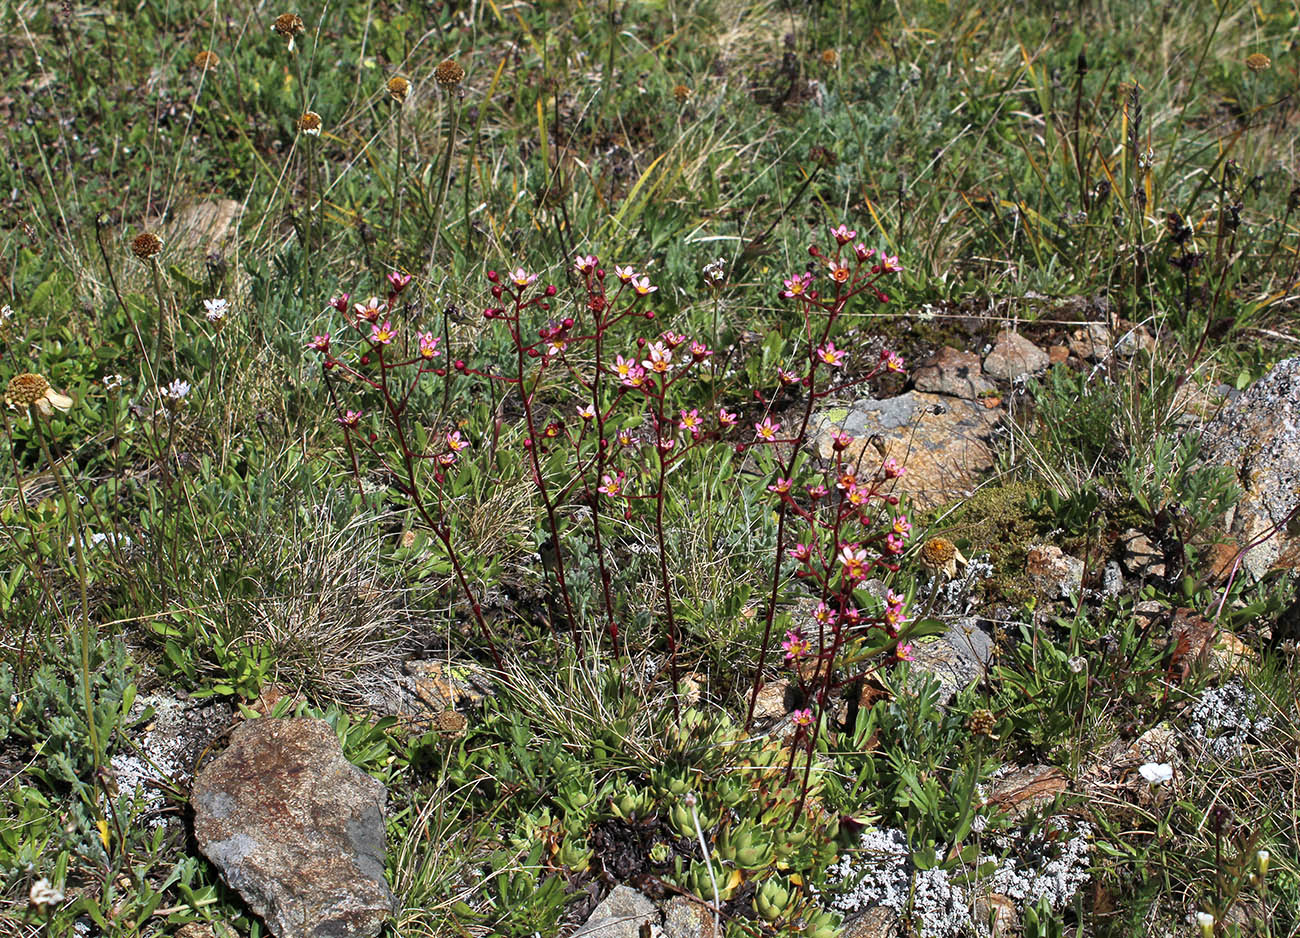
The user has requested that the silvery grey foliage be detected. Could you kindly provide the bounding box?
[926,554,995,616]
[1187,680,1273,759]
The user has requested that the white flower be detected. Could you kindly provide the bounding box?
[204,298,229,323]
[29,878,64,909]
[162,379,191,402]
[1196,911,1215,938]
[102,373,126,391]
[1138,762,1173,785]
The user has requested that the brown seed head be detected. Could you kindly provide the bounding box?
[387,75,410,103]
[435,709,467,737]
[1246,53,1272,72]
[821,48,838,66]
[434,59,465,87]
[131,232,164,261]
[297,111,322,135]
[273,13,305,38]
[966,708,996,738]
[6,373,50,408]
[920,537,956,569]
[193,50,221,70]
[673,83,691,103]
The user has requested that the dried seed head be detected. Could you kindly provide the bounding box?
[821,48,838,66]
[919,536,965,579]
[387,75,410,103]
[297,110,322,135]
[434,59,465,87]
[1246,53,1272,72]
[192,50,221,70]
[966,709,996,738]
[672,83,691,103]
[5,372,73,415]
[131,232,164,261]
[273,13,305,38]
[435,709,467,737]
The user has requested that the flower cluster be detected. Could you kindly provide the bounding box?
[1186,679,1274,759]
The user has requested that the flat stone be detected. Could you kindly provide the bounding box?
[573,885,658,938]
[1067,323,1111,361]
[983,765,1067,820]
[1199,357,1300,579]
[841,906,898,938]
[361,659,489,732]
[1024,544,1084,599]
[982,330,1049,381]
[192,718,395,938]
[911,347,995,399]
[1048,344,1069,365]
[811,392,1000,510]
[906,618,992,705]
[662,896,719,938]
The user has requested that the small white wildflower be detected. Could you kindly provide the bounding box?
[102,373,127,391]
[1068,656,1087,673]
[29,878,64,909]
[1138,762,1173,785]
[162,379,191,401]
[1195,911,1215,938]
[203,298,229,324]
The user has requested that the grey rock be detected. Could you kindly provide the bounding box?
[1199,357,1300,579]
[912,347,995,399]
[192,718,395,938]
[907,618,992,705]
[1100,560,1124,597]
[1025,544,1085,599]
[573,885,658,938]
[811,391,1000,510]
[982,330,1049,381]
[1119,528,1165,579]
[840,906,899,938]
[1067,323,1111,362]
[662,896,719,938]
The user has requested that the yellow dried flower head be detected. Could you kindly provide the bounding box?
[821,49,838,66]
[435,709,467,737]
[297,111,322,135]
[1246,53,1272,72]
[130,232,164,261]
[193,50,221,70]
[6,373,73,416]
[672,83,691,103]
[434,59,465,87]
[919,536,966,578]
[387,75,410,103]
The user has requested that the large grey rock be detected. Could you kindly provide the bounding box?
[573,885,658,938]
[912,347,995,399]
[982,330,1049,381]
[907,618,993,705]
[192,718,395,938]
[1199,357,1300,579]
[811,392,1000,509]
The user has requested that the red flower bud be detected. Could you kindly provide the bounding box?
[491,285,503,299]
[563,317,574,328]
[455,359,467,371]
[435,367,446,376]
[545,284,557,296]
[645,310,655,320]
[359,355,370,366]
[368,432,378,443]
[486,270,499,282]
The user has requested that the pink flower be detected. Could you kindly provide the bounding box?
[831,430,854,451]
[658,436,676,452]
[308,333,331,353]
[337,410,362,428]
[781,272,813,299]
[660,330,687,348]
[892,516,911,538]
[853,243,875,262]
[845,484,869,507]
[387,270,412,293]
[613,265,636,283]
[817,342,846,368]
[813,602,836,625]
[768,477,792,495]
[827,260,851,283]
[879,254,903,273]
[574,254,599,274]
[830,223,857,244]
[370,320,397,344]
[788,542,812,563]
[807,484,828,500]
[613,354,638,381]
[690,340,712,360]
[446,430,470,452]
[329,293,351,312]
[791,708,814,727]
[632,275,657,296]
[510,267,537,288]
[836,471,858,492]
[896,642,915,662]
[438,452,458,466]
[679,408,703,433]
[718,408,738,428]
[881,349,905,373]
[643,342,672,374]
[617,429,638,447]
[840,606,861,626]
[882,457,905,479]
[886,532,905,554]
[782,629,812,661]
[418,332,441,359]
[354,296,384,322]
[577,403,596,420]
[623,366,647,388]
[777,367,800,386]
[838,543,869,581]
[598,472,624,497]
[754,416,781,441]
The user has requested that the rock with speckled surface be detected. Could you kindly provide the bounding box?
[192,718,395,938]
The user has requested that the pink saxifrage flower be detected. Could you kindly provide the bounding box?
[838,543,870,581]
[781,272,812,299]
[892,515,911,538]
[896,642,915,662]
[418,332,441,359]
[574,254,599,274]
[788,542,812,563]
[782,629,812,662]
[830,223,857,244]
[370,320,397,345]
[577,403,596,421]
[510,267,538,289]
[308,333,331,353]
[813,601,836,625]
[827,260,851,283]
[679,408,703,433]
[882,457,905,479]
[881,349,905,373]
[885,532,906,554]
[632,275,657,295]
[754,416,781,442]
[446,430,470,452]
[643,342,672,374]
[768,477,792,495]
[718,408,738,428]
[354,296,384,322]
[613,265,635,283]
[597,472,624,497]
[387,270,412,293]
[337,410,362,428]
[817,342,846,368]
[791,708,814,728]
